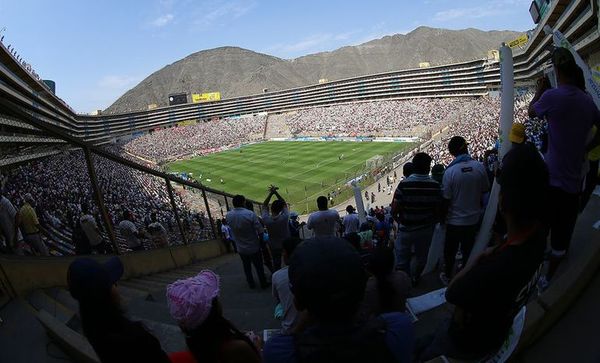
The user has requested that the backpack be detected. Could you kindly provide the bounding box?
[294,318,396,363]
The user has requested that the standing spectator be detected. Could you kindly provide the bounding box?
[342,205,360,236]
[420,140,549,361]
[402,162,414,179]
[118,210,144,252]
[263,237,414,363]
[440,137,489,285]
[262,186,290,271]
[147,212,169,248]
[529,48,600,287]
[166,271,261,363]
[67,257,170,363]
[0,191,22,253]
[374,213,391,248]
[272,237,302,334]
[80,203,105,254]
[220,219,236,253]
[431,164,445,184]
[226,195,269,289]
[392,153,443,284]
[15,193,50,256]
[371,192,376,204]
[307,196,340,238]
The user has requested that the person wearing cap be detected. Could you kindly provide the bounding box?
[528,47,600,287]
[440,136,489,285]
[288,211,301,238]
[263,237,414,363]
[15,193,50,256]
[167,270,261,363]
[342,205,360,236]
[226,195,268,289]
[420,141,548,361]
[306,196,340,238]
[67,257,170,363]
[262,186,291,271]
[392,152,443,284]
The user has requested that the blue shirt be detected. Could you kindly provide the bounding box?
[263,312,414,363]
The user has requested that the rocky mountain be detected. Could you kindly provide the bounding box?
[105,26,522,113]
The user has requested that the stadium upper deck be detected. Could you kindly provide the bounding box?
[0,0,598,164]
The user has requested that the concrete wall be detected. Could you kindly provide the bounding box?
[0,240,226,297]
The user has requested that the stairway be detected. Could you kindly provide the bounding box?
[264,113,294,139]
[0,253,279,362]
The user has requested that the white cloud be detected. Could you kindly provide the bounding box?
[433,0,529,23]
[98,75,139,90]
[193,1,256,27]
[150,13,174,27]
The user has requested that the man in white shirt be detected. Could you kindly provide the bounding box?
[262,186,290,271]
[440,136,490,284]
[272,237,302,334]
[118,210,145,252]
[80,203,105,254]
[307,196,340,238]
[226,195,269,289]
[342,205,360,236]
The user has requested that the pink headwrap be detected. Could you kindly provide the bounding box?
[166,270,220,330]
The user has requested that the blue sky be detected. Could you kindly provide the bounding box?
[0,0,534,113]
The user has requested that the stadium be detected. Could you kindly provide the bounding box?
[1,0,600,362]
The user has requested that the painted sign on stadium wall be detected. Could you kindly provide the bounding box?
[507,34,529,49]
[192,92,221,103]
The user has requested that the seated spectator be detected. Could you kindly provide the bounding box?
[402,162,414,179]
[167,270,261,363]
[272,237,302,334]
[80,203,105,254]
[118,210,145,252]
[420,144,549,360]
[263,237,414,363]
[148,212,169,248]
[358,247,410,321]
[67,257,170,363]
[431,164,445,184]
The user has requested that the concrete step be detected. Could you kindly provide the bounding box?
[116,285,152,302]
[27,290,75,325]
[37,309,99,363]
[46,288,79,313]
[142,275,177,284]
[131,316,186,353]
[119,279,163,292]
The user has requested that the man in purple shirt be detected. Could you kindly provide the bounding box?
[528,47,600,285]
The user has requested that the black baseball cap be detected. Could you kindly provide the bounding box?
[289,237,367,321]
[67,257,124,301]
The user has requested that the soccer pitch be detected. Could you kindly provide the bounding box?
[166,141,414,213]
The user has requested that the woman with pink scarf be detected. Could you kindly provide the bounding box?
[166,270,261,363]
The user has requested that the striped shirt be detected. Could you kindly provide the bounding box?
[393,174,443,229]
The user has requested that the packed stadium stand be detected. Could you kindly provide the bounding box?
[1,0,600,361]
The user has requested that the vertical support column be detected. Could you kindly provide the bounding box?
[83,147,118,254]
[201,188,217,239]
[166,179,188,245]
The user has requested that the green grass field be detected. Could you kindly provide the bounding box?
[167,141,414,213]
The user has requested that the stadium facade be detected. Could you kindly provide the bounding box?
[0,0,599,165]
